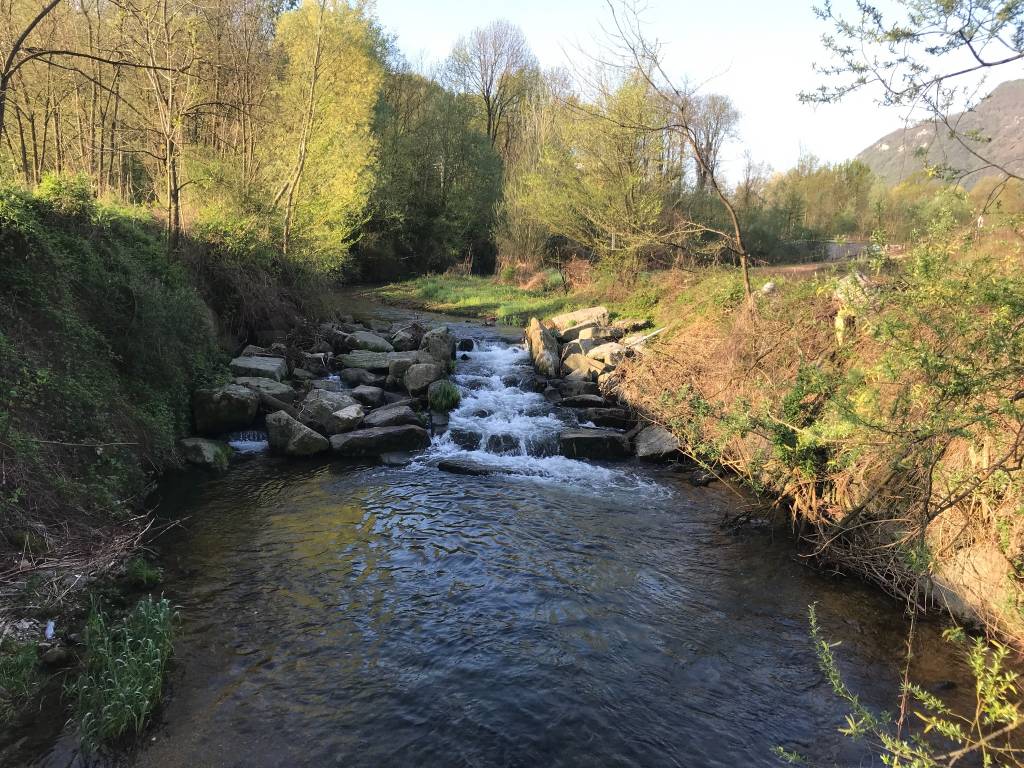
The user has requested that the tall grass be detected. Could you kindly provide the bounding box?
[69,596,176,750]
[428,380,461,412]
[0,639,40,722]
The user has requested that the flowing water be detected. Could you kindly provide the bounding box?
[17,309,972,768]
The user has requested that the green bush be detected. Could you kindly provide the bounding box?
[35,172,96,219]
[69,596,175,750]
[428,379,461,412]
[123,557,163,589]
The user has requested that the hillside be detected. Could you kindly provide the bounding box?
[856,78,1024,188]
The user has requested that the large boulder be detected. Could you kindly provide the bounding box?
[193,384,259,435]
[323,404,365,435]
[229,355,288,382]
[560,393,611,408]
[558,429,631,460]
[329,425,431,456]
[348,330,394,353]
[560,353,607,381]
[299,352,331,377]
[420,326,456,364]
[179,438,233,471]
[550,306,609,333]
[404,363,446,396]
[266,411,329,456]
[296,389,360,433]
[579,407,634,430]
[339,349,430,372]
[339,368,386,388]
[351,385,385,408]
[577,326,623,342]
[390,323,426,352]
[587,342,626,366]
[561,338,599,360]
[526,318,559,377]
[363,404,421,428]
[233,376,297,403]
[634,425,680,460]
[557,379,599,398]
[558,322,599,343]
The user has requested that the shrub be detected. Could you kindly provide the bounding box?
[69,596,175,750]
[35,172,96,219]
[778,605,1024,766]
[123,557,163,589]
[428,379,461,412]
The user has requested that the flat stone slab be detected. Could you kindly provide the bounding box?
[233,376,297,403]
[558,429,631,460]
[559,394,612,408]
[230,355,288,382]
[634,425,680,459]
[338,350,431,372]
[437,458,502,476]
[329,425,431,456]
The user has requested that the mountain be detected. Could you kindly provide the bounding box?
[855,79,1024,188]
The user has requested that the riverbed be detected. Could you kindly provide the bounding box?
[21,307,971,768]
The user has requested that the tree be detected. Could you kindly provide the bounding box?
[804,0,1024,185]
[445,20,539,154]
[267,0,382,272]
[691,93,738,192]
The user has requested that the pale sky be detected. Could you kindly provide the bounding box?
[372,0,1021,182]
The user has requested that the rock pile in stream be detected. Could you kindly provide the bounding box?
[524,306,685,463]
[179,317,459,468]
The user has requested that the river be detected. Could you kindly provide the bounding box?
[21,306,970,768]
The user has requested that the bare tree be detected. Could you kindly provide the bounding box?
[446,19,538,151]
[595,0,755,305]
[692,92,738,192]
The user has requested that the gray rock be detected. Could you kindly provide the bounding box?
[310,379,346,392]
[525,318,559,377]
[339,349,431,372]
[363,404,420,428]
[229,355,288,381]
[558,322,599,343]
[299,352,331,376]
[577,326,623,342]
[456,338,474,351]
[557,380,599,398]
[233,376,297,403]
[560,353,607,381]
[351,385,385,407]
[193,384,259,435]
[292,368,315,381]
[550,306,609,332]
[266,411,329,456]
[561,338,599,360]
[579,407,634,430]
[40,645,73,667]
[380,452,415,467]
[348,330,394,353]
[543,386,561,403]
[404,363,446,396]
[560,394,611,408]
[179,437,233,471]
[340,368,386,388]
[486,433,521,454]
[634,425,681,460]
[558,429,631,460]
[611,317,653,332]
[587,342,626,365]
[329,425,431,456]
[323,404,365,435]
[437,458,500,476]
[420,326,456,364]
[390,323,425,352]
[296,389,359,433]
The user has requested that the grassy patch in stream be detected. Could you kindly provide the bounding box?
[0,639,41,723]
[69,596,175,751]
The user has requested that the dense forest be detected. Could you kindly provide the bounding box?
[3,0,1018,302]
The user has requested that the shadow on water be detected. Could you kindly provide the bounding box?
[20,310,976,768]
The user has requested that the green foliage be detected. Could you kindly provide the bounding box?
[123,557,163,589]
[428,380,461,412]
[69,596,175,750]
[802,604,1024,767]
[0,639,40,723]
[35,172,96,219]
[0,183,223,527]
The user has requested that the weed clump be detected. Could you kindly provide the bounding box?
[0,639,40,723]
[428,380,461,412]
[69,596,175,750]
